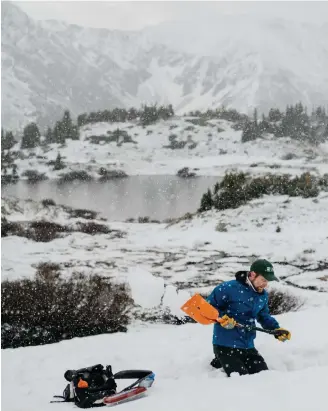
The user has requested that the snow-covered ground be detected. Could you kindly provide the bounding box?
[2,306,328,411]
[2,193,328,300]
[9,118,328,179]
[2,190,328,411]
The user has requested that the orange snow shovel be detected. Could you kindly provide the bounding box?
[181,294,290,337]
[180,294,223,325]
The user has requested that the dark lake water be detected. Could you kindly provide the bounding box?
[2,176,220,221]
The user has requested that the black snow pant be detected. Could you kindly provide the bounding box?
[212,345,268,377]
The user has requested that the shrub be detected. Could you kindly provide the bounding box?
[215,222,228,232]
[98,168,128,180]
[177,167,196,178]
[58,171,93,183]
[21,170,48,182]
[282,153,298,160]
[68,208,98,220]
[87,135,116,144]
[138,216,150,223]
[29,221,66,242]
[199,172,322,213]
[76,222,111,235]
[35,262,61,282]
[1,274,133,348]
[268,289,304,315]
[186,118,208,127]
[41,198,56,207]
[1,219,66,241]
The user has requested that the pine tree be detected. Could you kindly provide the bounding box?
[45,127,55,144]
[53,121,66,144]
[53,153,65,170]
[1,129,16,150]
[241,119,261,143]
[198,189,213,212]
[21,123,41,149]
[77,113,88,127]
[268,108,283,122]
[62,110,79,140]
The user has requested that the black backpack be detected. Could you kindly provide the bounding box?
[59,364,117,408]
[52,364,154,408]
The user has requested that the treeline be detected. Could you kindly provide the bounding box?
[1,111,79,150]
[187,106,248,126]
[241,104,328,145]
[2,103,328,152]
[77,104,174,127]
[187,103,328,144]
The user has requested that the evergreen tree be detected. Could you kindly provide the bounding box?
[12,164,18,180]
[53,121,66,144]
[21,123,40,149]
[140,104,159,126]
[1,129,16,150]
[62,110,79,140]
[198,189,213,212]
[268,108,283,122]
[53,153,65,170]
[77,113,88,127]
[45,127,55,144]
[241,119,261,143]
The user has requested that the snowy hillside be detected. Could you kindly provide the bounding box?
[2,190,328,410]
[2,193,328,299]
[2,306,328,411]
[2,2,328,129]
[5,118,328,180]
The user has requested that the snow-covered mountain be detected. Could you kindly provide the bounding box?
[2,1,328,130]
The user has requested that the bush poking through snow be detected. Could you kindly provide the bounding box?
[67,208,98,220]
[58,170,93,183]
[29,221,67,242]
[41,198,56,207]
[177,167,196,178]
[21,169,48,182]
[98,168,128,180]
[268,289,304,315]
[1,219,67,242]
[35,262,61,282]
[199,172,323,212]
[76,221,111,235]
[1,274,133,348]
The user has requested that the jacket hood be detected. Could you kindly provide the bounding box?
[235,271,249,284]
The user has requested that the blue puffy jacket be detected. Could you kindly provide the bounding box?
[207,271,279,349]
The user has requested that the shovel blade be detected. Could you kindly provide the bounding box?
[181,294,219,325]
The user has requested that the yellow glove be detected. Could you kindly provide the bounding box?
[274,328,291,342]
[220,315,237,330]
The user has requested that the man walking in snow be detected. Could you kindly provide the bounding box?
[208,259,291,377]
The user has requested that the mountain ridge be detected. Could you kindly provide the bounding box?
[2,1,328,130]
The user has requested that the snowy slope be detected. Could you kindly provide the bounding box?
[2,306,328,411]
[2,2,328,130]
[2,188,328,410]
[6,118,328,180]
[2,194,328,299]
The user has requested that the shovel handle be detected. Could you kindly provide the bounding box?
[215,317,286,337]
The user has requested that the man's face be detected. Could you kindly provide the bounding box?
[249,272,268,292]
